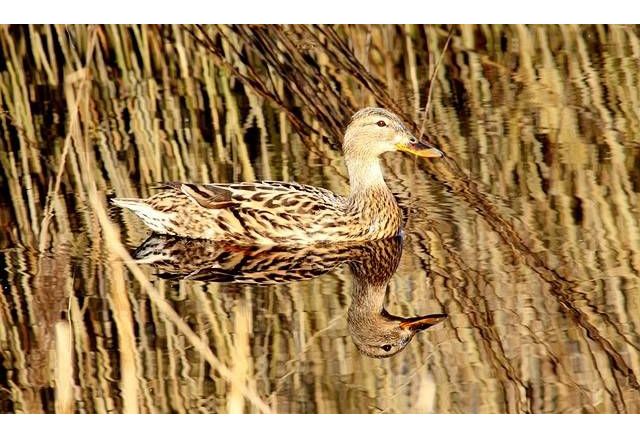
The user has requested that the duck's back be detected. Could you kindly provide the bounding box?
[113,181,350,245]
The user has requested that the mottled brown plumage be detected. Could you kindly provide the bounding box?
[132,232,356,283]
[133,234,447,357]
[112,108,442,245]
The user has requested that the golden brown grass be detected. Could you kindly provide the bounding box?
[0,24,639,413]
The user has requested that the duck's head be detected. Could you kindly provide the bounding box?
[343,107,443,160]
[349,311,447,358]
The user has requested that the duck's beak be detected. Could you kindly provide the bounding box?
[399,313,447,332]
[396,139,443,158]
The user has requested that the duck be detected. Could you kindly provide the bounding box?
[112,107,443,245]
[133,234,447,358]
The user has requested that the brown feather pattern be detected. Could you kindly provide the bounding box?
[119,180,402,245]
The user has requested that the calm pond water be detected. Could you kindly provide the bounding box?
[1,24,640,413]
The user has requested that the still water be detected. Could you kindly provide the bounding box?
[1,24,640,413]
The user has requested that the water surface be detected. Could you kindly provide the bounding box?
[1,24,639,413]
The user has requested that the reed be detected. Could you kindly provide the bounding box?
[0,24,639,413]
[54,320,74,414]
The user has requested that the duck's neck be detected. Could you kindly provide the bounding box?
[348,280,387,323]
[345,156,389,199]
[343,154,403,238]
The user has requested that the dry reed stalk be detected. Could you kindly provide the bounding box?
[418,26,453,139]
[54,320,74,414]
[108,256,140,414]
[227,299,251,413]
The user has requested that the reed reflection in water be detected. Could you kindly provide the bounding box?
[1,24,640,413]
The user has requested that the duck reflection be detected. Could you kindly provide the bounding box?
[347,239,446,358]
[134,235,446,358]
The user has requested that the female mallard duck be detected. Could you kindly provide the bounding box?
[112,108,442,245]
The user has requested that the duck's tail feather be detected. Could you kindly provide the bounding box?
[111,197,148,211]
[111,197,172,234]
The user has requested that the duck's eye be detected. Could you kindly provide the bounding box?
[381,344,392,352]
[376,120,387,127]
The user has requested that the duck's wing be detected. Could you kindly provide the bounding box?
[135,181,349,243]
[155,182,235,209]
[157,181,346,212]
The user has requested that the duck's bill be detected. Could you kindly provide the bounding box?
[396,141,443,158]
[399,313,447,332]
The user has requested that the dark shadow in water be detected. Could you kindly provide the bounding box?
[134,235,446,358]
